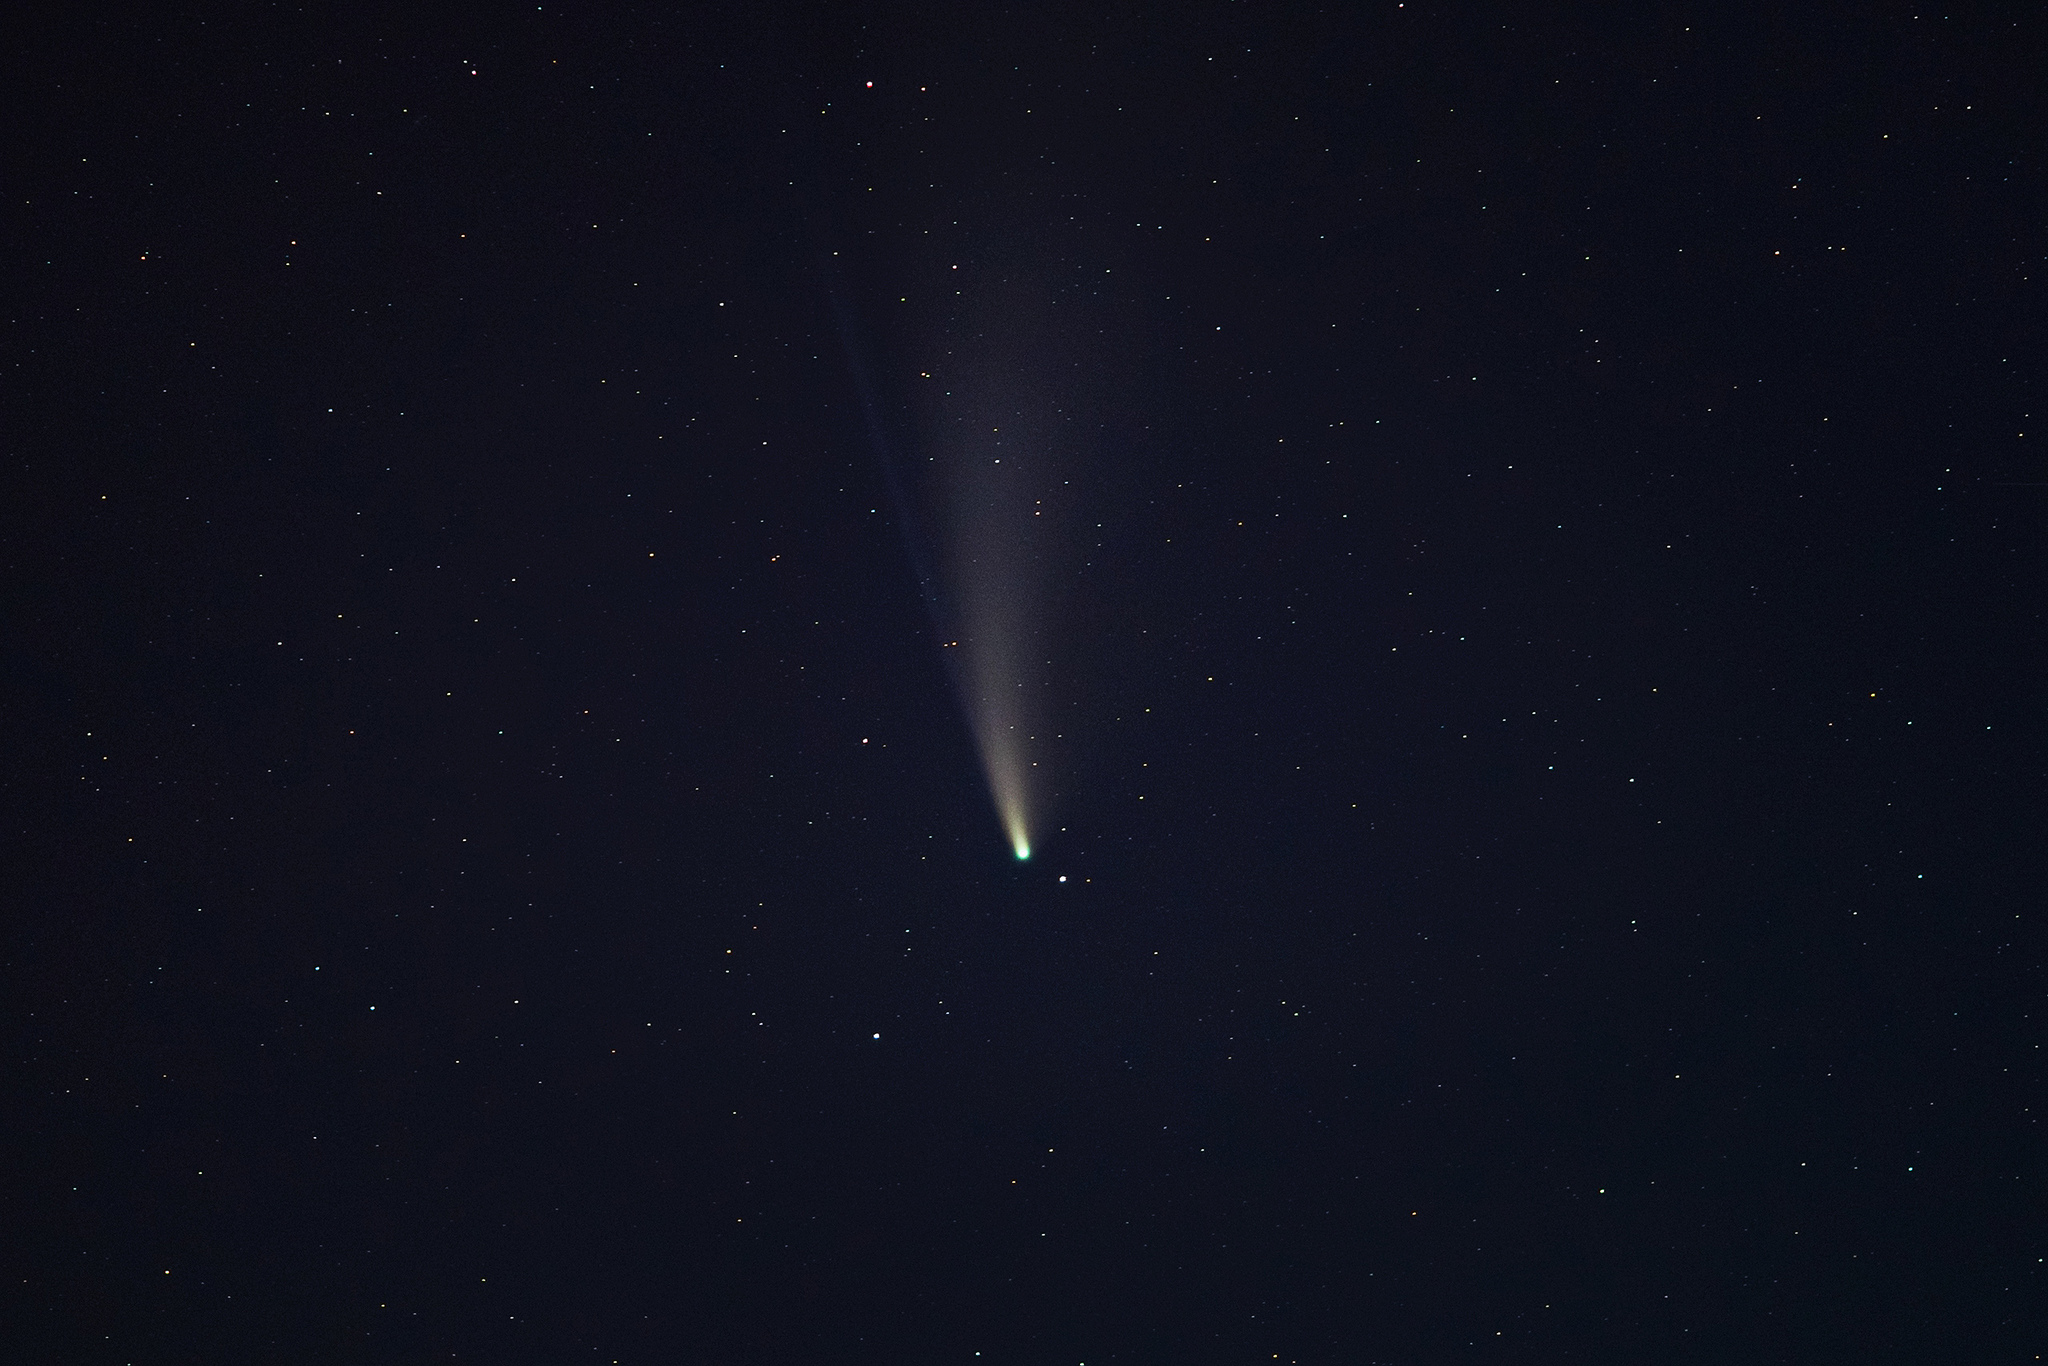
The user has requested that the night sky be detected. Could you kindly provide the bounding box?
[6,4,2044,1362]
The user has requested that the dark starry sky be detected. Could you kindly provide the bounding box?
[5,3,2043,1362]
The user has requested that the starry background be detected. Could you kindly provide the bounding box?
[4,3,2043,1362]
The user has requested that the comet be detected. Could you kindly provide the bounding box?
[960,617,1036,861]
[932,352,1065,864]
[823,253,1062,860]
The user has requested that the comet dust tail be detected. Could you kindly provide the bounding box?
[835,246,1097,860]
[949,464,1047,861]
[965,646,1035,861]
[927,344,1073,862]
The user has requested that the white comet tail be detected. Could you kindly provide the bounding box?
[938,397,1057,862]
[966,675,1034,861]
[910,269,1095,860]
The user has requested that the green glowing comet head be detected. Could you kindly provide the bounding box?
[995,801,1032,862]
[977,713,1033,862]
